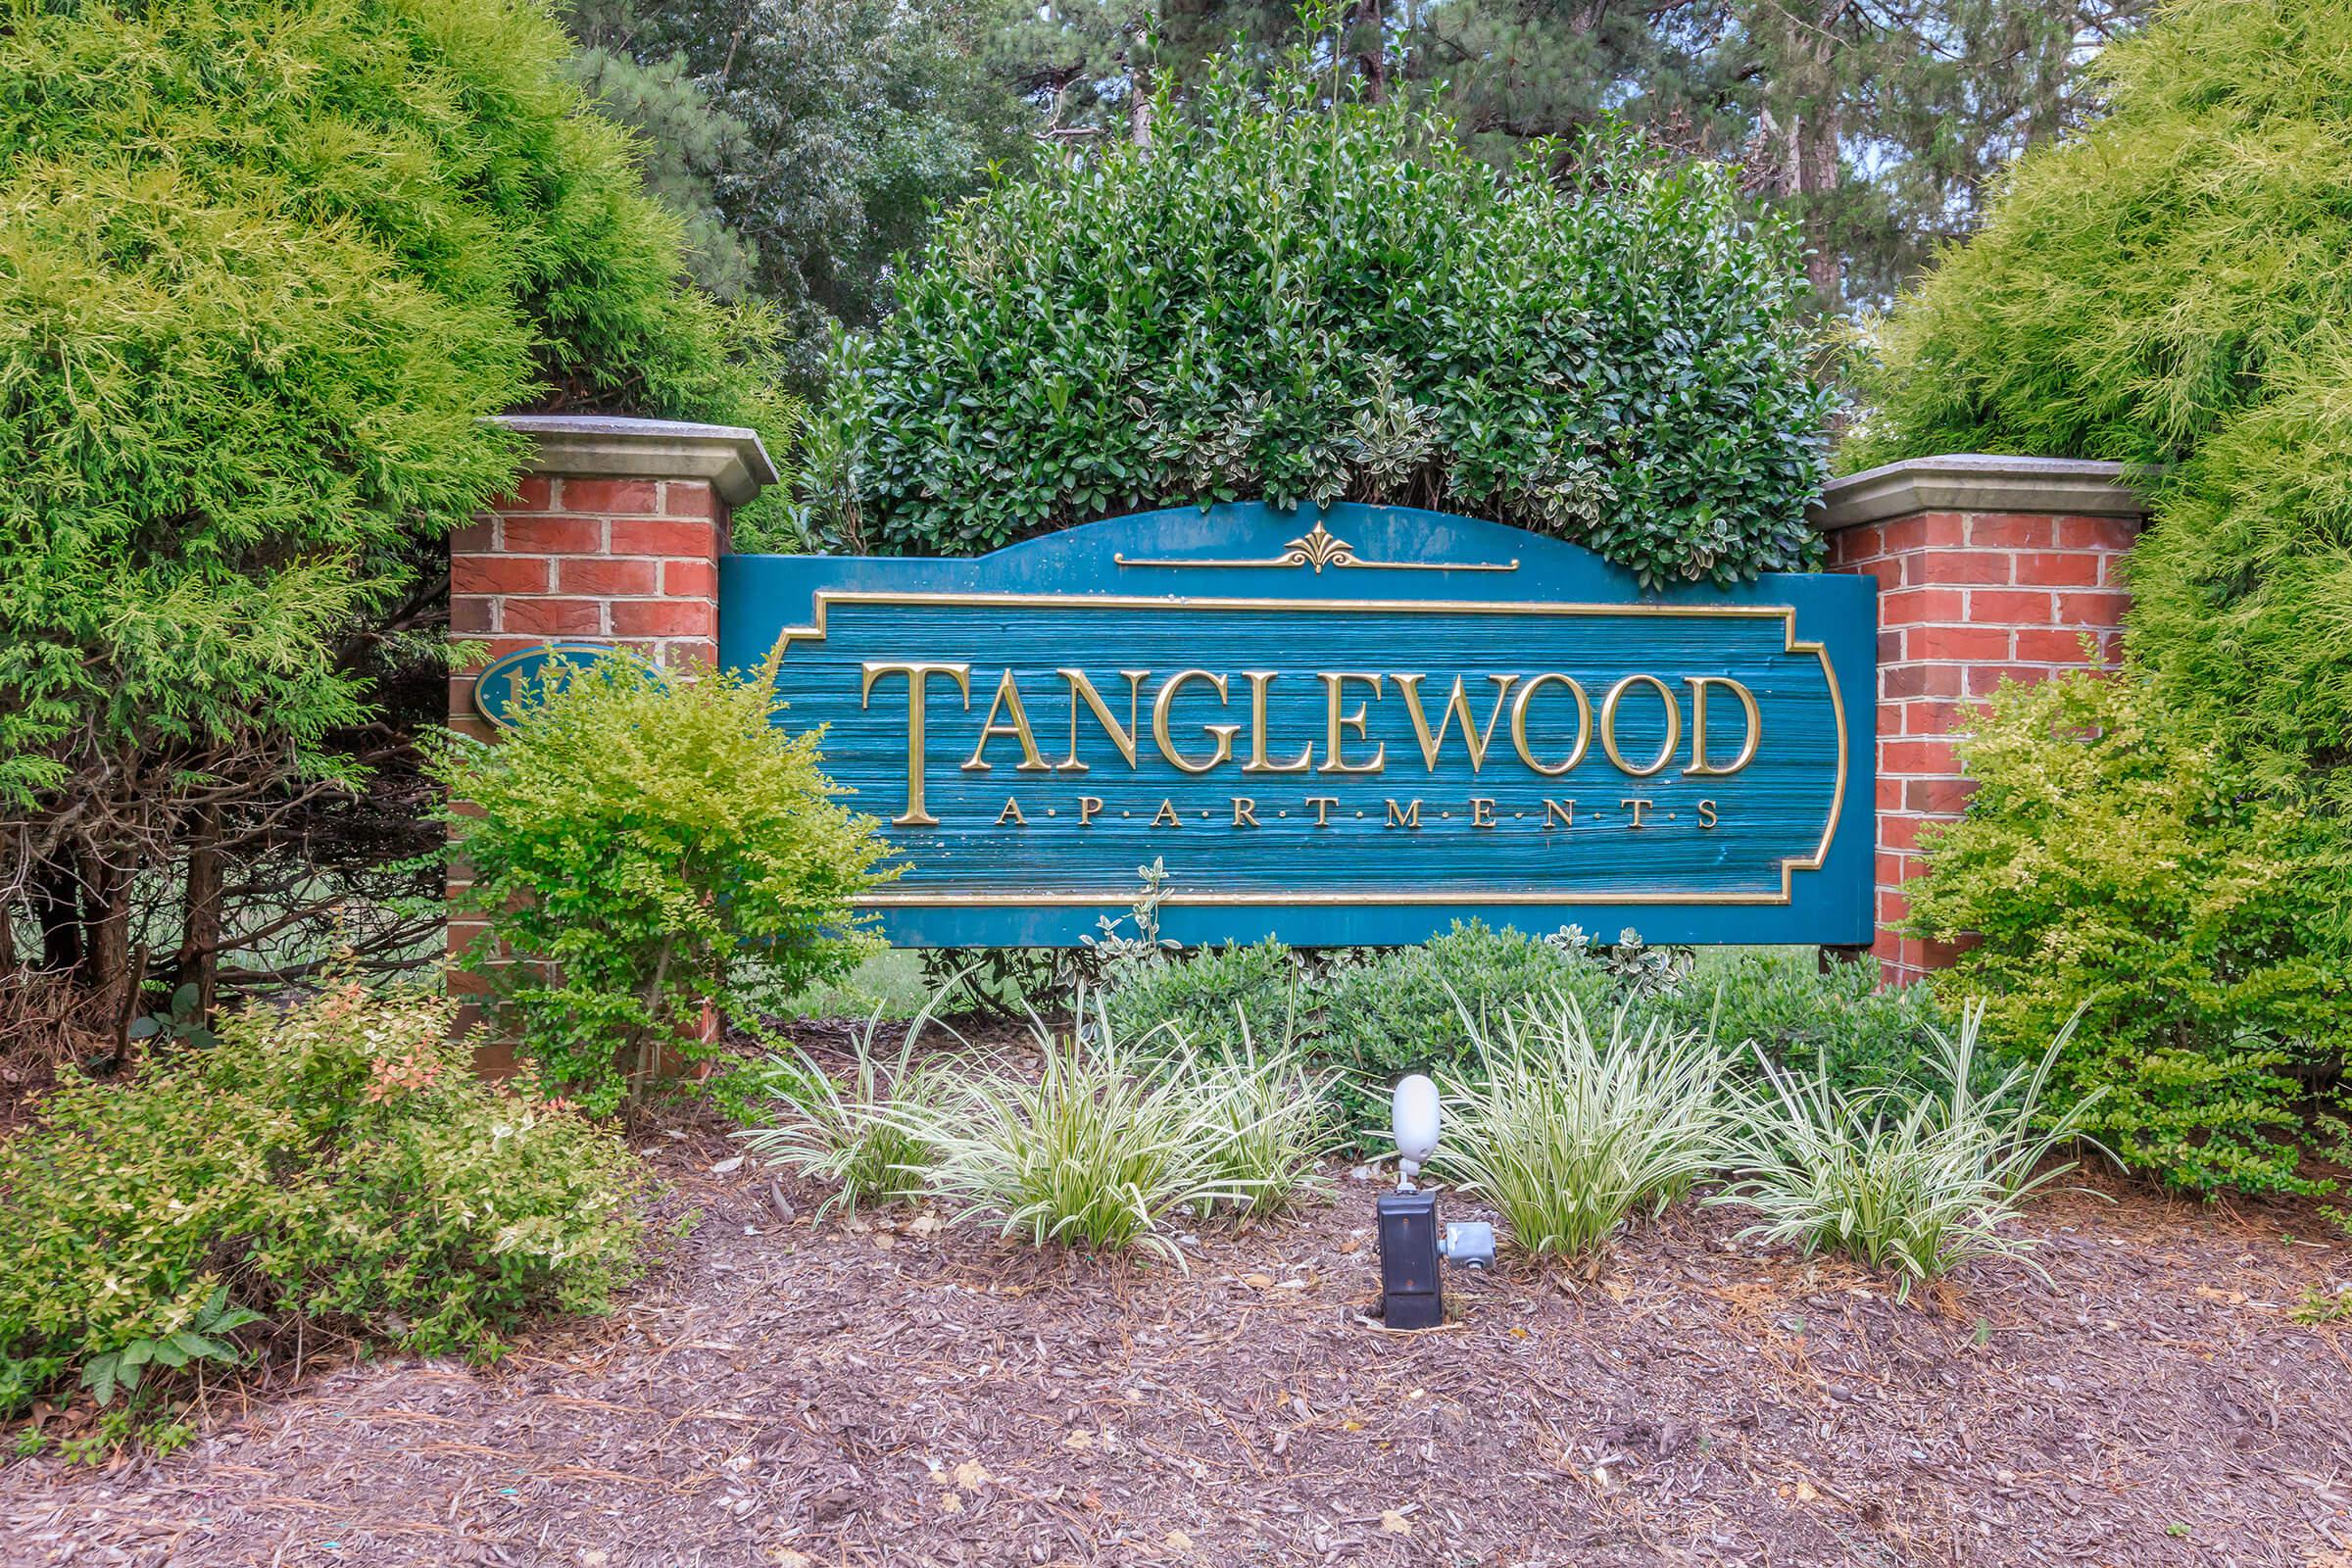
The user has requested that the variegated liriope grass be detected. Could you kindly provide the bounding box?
[1705,1003,2108,1297]
[1436,991,1731,1259]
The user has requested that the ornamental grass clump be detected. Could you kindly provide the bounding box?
[733,1001,958,1220]
[914,1007,1250,1265]
[1437,994,1730,1259]
[1706,1004,2107,1297]
[1176,1025,1341,1219]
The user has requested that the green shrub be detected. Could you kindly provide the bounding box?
[435,653,896,1117]
[0,984,643,1428]
[1437,995,1728,1259]
[1102,939,1311,1060]
[1707,1004,2105,1298]
[0,0,793,1028]
[1319,921,1620,1138]
[1655,952,1952,1098]
[1849,0,2352,1155]
[1903,672,2340,1194]
[802,58,1833,588]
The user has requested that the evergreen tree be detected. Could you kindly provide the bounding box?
[0,0,788,1036]
[564,0,1030,376]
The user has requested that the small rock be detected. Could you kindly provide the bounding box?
[710,1155,745,1175]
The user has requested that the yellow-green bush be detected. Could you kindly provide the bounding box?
[1905,672,2342,1192]
[434,654,897,1116]
[0,985,643,1426]
[1854,0,2352,1193]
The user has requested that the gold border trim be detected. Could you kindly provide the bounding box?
[768,589,1848,908]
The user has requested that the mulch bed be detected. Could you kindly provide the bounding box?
[6,1022,2352,1567]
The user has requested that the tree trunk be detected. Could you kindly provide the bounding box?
[1127,60,1152,147]
[176,805,223,1016]
[27,859,82,974]
[1353,0,1386,102]
[74,851,136,1048]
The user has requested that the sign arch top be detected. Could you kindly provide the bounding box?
[720,502,1875,948]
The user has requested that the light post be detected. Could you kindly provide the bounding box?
[1374,1075,1494,1329]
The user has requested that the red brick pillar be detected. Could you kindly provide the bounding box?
[1814,456,2149,984]
[447,416,776,1049]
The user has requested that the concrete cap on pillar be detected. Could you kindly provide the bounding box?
[490,414,779,508]
[1810,454,2153,531]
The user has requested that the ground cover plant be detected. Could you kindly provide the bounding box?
[1708,1004,2108,1297]
[1436,995,1729,1259]
[0,984,642,1453]
[909,1010,1252,1265]
[434,654,895,1117]
[800,53,1834,587]
[11,1120,2349,1564]
[730,1003,959,1219]
[1854,0,2352,1196]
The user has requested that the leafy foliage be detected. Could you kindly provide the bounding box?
[732,1002,959,1219]
[1102,938,1312,1061]
[1902,672,2341,1194]
[434,653,896,1117]
[1436,995,1729,1260]
[1175,1030,1341,1220]
[801,60,1833,587]
[911,1005,1249,1265]
[1707,1004,2106,1297]
[1318,922,1622,1137]
[566,0,1026,383]
[0,984,643,1427]
[1654,952,1953,1099]
[1852,0,2352,1128]
[0,0,791,1029]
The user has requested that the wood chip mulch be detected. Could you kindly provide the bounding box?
[6,1087,2352,1565]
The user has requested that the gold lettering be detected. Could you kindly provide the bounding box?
[996,797,1027,826]
[1470,796,1496,828]
[1385,799,1421,828]
[1543,799,1577,828]
[1509,673,1591,777]
[963,668,1051,773]
[1394,674,1519,771]
[1240,671,1313,773]
[1231,796,1258,827]
[1696,799,1719,829]
[1600,674,1682,778]
[1055,668,1147,772]
[1621,797,1654,829]
[1318,673,1386,774]
[1151,669,1238,774]
[1078,795,1104,826]
[1152,798,1183,828]
[859,661,972,827]
[1306,795,1340,826]
[1684,676,1762,777]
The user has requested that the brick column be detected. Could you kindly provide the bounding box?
[447,416,776,1051]
[1813,456,2149,984]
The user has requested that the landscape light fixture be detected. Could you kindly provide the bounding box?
[1375,1074,1494,1330]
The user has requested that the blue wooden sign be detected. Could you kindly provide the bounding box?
[721,504,1875,947]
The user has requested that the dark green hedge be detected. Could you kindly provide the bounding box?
[798,64,1835,587]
